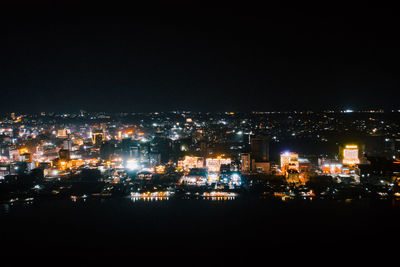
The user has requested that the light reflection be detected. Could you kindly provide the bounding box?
[129,191,173,202]
[202,191,237,201]
[130,196,170,202]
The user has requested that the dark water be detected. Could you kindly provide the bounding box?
[1,197,399,264]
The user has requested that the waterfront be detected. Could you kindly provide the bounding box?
[2,194,400,266]
[2,196,400,248]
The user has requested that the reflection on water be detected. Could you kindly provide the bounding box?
[4,191,400,214]
[128,191,239,201]
[129,191,173,202]
[130,196,170,202]
[130,191,174,198]
[203,196,236,201]
[202,191,237,201]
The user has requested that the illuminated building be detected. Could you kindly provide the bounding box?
[63,139,73,150]
[9,149,20,162]
[92,130,104,146]
[206,157,231,172]
[57,129,69,138]
[239,136,271,174]
[286,169,300,184]
[73,138,84,146]
[100,123,107,136]
[181,168,208,185]
[342,145,360,166]
[240,153,251,173]
[321,163,343,175]
[0,163,10,178]
[280,152,299,173]
[58,160,69,171]
[177,156,204,170]
[252,161,270,173]
[298,158,312,172]
[20,153,32,163]
[241,152,270,174]
[136,170,153,180]
[70,159,85,168]
[19,147,29,155]
[155,165,165,174]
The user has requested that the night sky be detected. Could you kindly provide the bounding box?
[1,4,399,112]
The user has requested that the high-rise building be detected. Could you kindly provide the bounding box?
[250,136,269,162]
[63,139,73,151]
[100,142,115,160]
[100,123,107,137]
[342,145,360,166]
[92,130,103,146]
[240,153,251,173]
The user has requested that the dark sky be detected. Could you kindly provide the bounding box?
[1,3,399,112]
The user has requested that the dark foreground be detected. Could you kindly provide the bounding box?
[1,196,399,265]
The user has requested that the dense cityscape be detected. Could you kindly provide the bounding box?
[2,109,400,205]
[2,4,400,264]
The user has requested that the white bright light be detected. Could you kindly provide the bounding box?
[126,159,138,170]
[231,174,240,179]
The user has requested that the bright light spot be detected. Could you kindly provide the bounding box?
[126,159,138,170]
